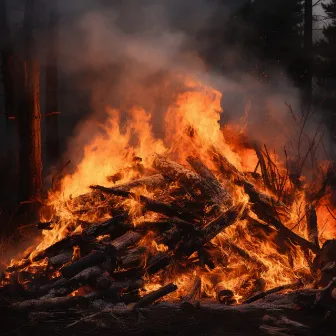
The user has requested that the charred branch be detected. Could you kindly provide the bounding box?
[131,282,177,310]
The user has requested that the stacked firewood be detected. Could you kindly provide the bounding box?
[1,149,335,314]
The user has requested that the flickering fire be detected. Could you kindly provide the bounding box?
[2,75,335,304]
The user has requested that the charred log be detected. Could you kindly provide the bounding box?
[110,231,142,253]
[60,251,108,279]
[12,296,87,310]
[243,281,302,304]
[131,282,177,310]
[305,204,319,248]
[90,185,194,221]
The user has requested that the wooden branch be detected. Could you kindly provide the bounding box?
[90,185,194,221]
[215,283,235,304]
[12,296,87,310]
[111,174,166,191]
[243,281,302,304]
[131,283,177,310]
[119,247,146,269]
[222,241,266,271]
[182,275,201,302]
[186,156,232,205]
[153,154,230,206]
[48,251,73,268]
[110,231,142,253]
[60,251,107,279]
[305,204,319,248]
[176,202,247,258]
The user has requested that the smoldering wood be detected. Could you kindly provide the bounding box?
[48,251,73,268]
[6,259,30,273]
[153,154,232,207]
[32,234,84,262]
[209,146,319,254]
[305,204,319,248]
[84,215,130,238]
[157,225,183,248]
[110,174,166,191]
[6,290,336,336]
[198,247,215,269]
[250,200,319,254]
[243,281,302,304]
[31,215,128,264]
[110,231,142,253]
[182,276,201,302]
[187,156,232,205]
[95,275,112,291]
[60,251,107,279]
[51,266,103,297]
[175,202,247,258]
[131,283,178,310]
[90,185,195,221]
[222,241,266,271]
[215,283,235,305]
[145,252,174,275]
[11,296,87,310]
[119,247,146,269]
[138,217,195,233]
[38,276,67,295]
[253,143,273,192]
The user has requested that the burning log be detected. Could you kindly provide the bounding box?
[131,282,177,310]
[38,277,67,295]
[48,251,73,268]
[95,275,112,291]
[110,231,142,253]
[215,283,235,305]
[90,185,194,221]
[60,251,107,279]
[243,281,302,304]
[305,204,319,248]
[186,156,232,205]
[31,234,84,262]
[176,202,247,258]
[250,200,319,254]
[145,252,174,275]
[180,275,201,311]
[111,174,166,191]
[45,266,103,298]
[198,247,215,269]
[12,296,87,310]
[84,215,130,238]
[222,241,266,271]
[182,276,201,302]
[119,247,146,269]
[153,154,231,206]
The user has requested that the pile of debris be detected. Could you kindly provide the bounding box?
[1,148,336,335]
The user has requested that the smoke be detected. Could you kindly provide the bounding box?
[51,0,328,175]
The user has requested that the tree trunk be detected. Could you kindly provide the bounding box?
[303,0,313,111]
[17,0,43,222]
[45,10,60,164]
[0,0,15,122]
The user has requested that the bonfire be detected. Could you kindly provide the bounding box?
[1,78,335,335]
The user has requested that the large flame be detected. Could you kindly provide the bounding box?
[4,75,336,302]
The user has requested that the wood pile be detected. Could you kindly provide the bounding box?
[1,148,336,335]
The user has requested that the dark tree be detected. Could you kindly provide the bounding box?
[315,0,336,141]
[45,8,60,164]
[0,0,16,123]
[303,0,313,111]
[17,0,43,222]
